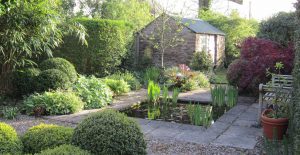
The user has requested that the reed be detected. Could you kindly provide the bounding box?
[147,80,161,103]
[162,85,169,104]
[226,85,238,108]
[187,102,212,127]
[211,85,226,106]
[172,88,180,105]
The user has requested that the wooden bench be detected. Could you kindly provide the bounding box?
[258,74,293,123]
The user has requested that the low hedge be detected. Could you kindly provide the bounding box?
[72,109,146,155]
[0,122,23,155]
[22,124,74,154]
[35,144,91,155]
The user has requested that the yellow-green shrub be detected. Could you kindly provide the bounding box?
[22,124,73,154]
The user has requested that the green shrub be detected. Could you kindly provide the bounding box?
[257,12,296,46]
[0,122,23,154]
[73,76,113,109]
[1,106,19,120]
[181,79,198,91]
[190,51,213,71]
[22,124,73,154]
[143,67,161,84]
[12,68,40,97]
[35,144,91,155]
[40,58,78,83]
[55,18,132,76]
[104,79,130,96]
[195,72,210,88]
[72,109,146,155]
[107,71,141,90]
[36,69,70,92]
[291,2,300,153]
[199,10,258,64]
[23,90,83,116]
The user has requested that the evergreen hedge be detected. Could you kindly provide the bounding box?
[22,124,73,154]
[0,123,23,154]
[292,1,300,153]
[72,110,146,155]
[55,18,132,77]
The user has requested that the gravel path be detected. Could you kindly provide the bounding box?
[0,115,76,135]
[146,137,264,155]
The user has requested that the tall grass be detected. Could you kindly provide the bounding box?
[162,85,169,104]
[172,88,180,105]
[226,86,238,108]
[187,102,212,127]
[211,85,226,106]
[147,80,161,103]
[144,67,160,85]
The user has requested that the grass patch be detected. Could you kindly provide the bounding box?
[214,68,228,84]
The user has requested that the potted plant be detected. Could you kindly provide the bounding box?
[261,62,290,140]
[261,102,289,140]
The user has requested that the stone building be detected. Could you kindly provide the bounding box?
[135,15,225,68]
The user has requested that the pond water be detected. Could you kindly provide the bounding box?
[121,101,232,127]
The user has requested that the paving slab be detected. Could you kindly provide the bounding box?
[177,88,211,103]
[232,119,258,127]
[209,121,231,134]
[211,126,262,149]
[226,104,248,115]
[147,126,183,140]
[175,130,215,144]
[134,118,151,125]
[177,123,206,131]
[140,124,158,134]
[217,113,238,124]
[238,111,258,121]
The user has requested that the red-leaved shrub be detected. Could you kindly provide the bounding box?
[227,37,294,95]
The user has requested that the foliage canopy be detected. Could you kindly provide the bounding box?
[0,0,86,93]
[257,12,296,46]
[199,10,259,64]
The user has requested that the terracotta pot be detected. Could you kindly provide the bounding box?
[261,109,289,140]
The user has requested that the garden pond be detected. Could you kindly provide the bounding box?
[121,101,232,127]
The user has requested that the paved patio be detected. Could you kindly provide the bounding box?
[139,102,261,149]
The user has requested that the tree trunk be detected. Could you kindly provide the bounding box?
[161,49,165,68]
[0,62,13,94]
[199,0,211,11]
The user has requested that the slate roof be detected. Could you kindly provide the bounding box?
[181,17,225,35]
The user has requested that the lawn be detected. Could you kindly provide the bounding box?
[214,68,228,84]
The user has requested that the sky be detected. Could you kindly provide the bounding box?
[156,0,297,21]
